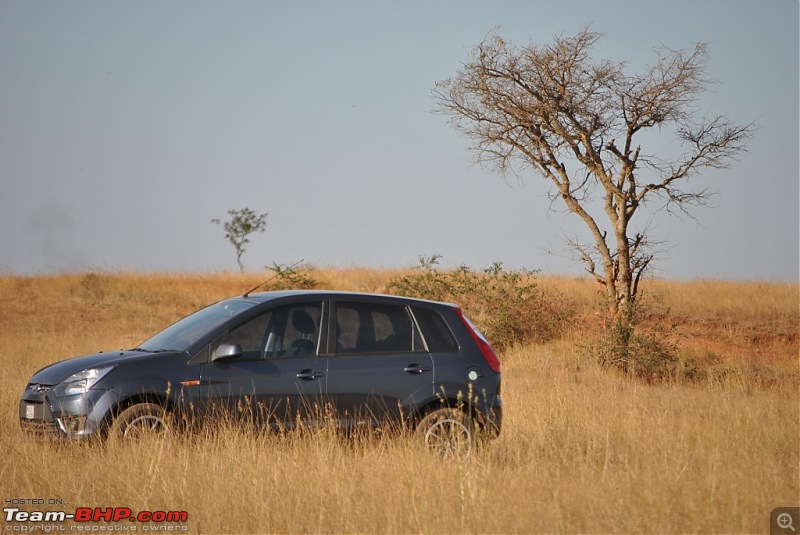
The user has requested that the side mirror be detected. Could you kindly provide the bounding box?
[212,343,243,362]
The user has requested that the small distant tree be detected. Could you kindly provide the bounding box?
[211,208,268,273]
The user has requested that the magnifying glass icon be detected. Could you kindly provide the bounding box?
[778,512,796,532]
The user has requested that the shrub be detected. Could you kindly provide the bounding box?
[586,295,682,383]
[589,318,680,383]
[387,256,571,351]
[263,262,319,290]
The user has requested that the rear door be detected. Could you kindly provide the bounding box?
[197,300,326,428]
[323,300,434,428]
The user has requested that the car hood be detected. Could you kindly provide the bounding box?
[27,350,174,386]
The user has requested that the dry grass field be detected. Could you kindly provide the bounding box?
[0,269,797,533]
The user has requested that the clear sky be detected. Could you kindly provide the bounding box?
[1,0,798,281]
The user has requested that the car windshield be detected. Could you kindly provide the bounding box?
[136,299,258,353]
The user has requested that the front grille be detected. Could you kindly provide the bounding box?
[20,418,61,439]
[20,395,60,439]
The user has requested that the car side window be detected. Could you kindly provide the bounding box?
[335,301,423,354]
[211,302,322,360]
[264,303,322,358]
[411,306,459,352]
[212,312,273,360]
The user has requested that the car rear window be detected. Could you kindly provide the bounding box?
[334,301,424,354]
[411,306,459,352]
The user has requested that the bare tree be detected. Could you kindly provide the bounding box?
[434,28,753,328]
[211,208,268,273]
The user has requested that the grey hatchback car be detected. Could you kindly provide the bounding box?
[20,290,502,455]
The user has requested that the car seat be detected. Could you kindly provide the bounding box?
[288,310,316,356]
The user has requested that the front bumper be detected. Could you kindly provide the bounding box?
[19,385,117,440]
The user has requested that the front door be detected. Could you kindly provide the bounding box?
[197,301,326,429]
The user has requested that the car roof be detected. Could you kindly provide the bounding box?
[238,289,456,308]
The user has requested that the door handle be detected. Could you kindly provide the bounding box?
[296,369,324,380]
[403,363,431,374]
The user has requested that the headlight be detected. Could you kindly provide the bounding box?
[53,367,113,398]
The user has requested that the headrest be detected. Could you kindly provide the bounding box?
[292,310,316,335]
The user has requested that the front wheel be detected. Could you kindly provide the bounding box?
[416,408,475,460]
[110,403,171,440]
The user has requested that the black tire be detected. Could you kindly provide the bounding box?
[416,407,475,460]
[110,403,171,440]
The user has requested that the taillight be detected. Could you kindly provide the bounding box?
[454,308,501,373]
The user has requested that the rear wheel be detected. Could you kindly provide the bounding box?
[110,403,171,440]
[416,408,474,460]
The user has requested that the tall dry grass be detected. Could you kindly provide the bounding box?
[0,270,797,533]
